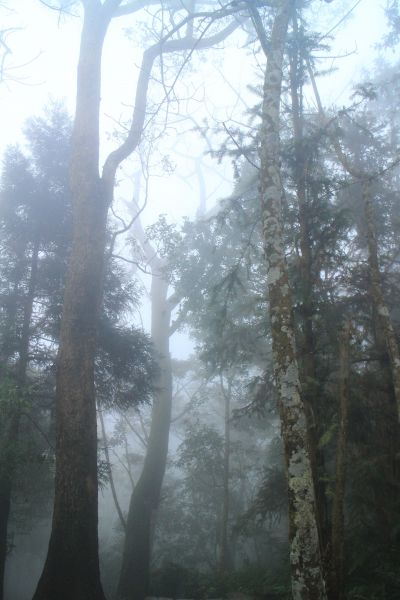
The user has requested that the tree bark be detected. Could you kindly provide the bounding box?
[32,5,110,599]
[362,180,400,422]
[258,1,326,598]
[329,321,350,600]
[117,267,173,600]
[289,26,329,558]
[219,375,232,574]
[30,3,243,597]
[308,62,400,425]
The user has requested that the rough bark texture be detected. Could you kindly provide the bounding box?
[258,1,326,598]
[32,5,110,599]
[117,266,173,600]
[329,322,350,600]
[289,33,328,557]
[29,4,242,598]
[0,235,39,600]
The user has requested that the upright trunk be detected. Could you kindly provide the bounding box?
[258,1,326,597]
[329,322,350,600]
[0,235,39,600]
[362,180,400,422]
[308,63,400,425]
[289,31,328,555]
[117,272,173,600]
[33,6,110,599]
[219,375,231,573]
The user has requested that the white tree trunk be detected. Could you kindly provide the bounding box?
[258,2,326,597]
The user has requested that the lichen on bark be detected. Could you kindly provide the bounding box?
[257,1,327,598]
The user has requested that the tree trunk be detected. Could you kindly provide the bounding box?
[219,375,231,573]
[329,322,350,600]
[289,27,328,558]
[362,180,400,423]
[308,62,400,426]
[0,234,39,600]
[117,270,173,600]
[30,2,242,598]
[32,6,110,599]
[258,1,326,598]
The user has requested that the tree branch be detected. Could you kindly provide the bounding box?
[245,0,270,57]
[102,8,244,184]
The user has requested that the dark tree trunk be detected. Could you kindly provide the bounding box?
[0,417,15,600]
[32,5,111,599]
[362,180,400,422]
[309,64,400,425]
[27,2,242,598]
[329,322,350,600]
[0,235,39,600]
[117,267,173,600]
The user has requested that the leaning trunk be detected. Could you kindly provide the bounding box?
[258,1,326,597]
[117,273,172,600]
[33,6,110,600]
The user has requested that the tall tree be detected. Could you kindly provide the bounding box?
[116,212,178,600]
[308,65,400,424]
[256,1,326,597]
[0,107,72,600]
[32,3,242,598]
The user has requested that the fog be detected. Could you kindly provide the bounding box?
[1,2,400,600]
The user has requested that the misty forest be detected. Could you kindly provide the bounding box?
[1,1,400,599]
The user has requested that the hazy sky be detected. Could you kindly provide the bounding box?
[0,1,392,162]
[0,0,393,356]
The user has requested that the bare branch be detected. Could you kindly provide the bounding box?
[106,199,147,260]
[245,0,270,58]
[111,253,151,274]
[102,7,245,184]
[38,0,80,15]
[112,0,166,16]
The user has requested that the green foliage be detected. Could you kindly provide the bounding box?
[150,562,290,599]
[0,104,158,568]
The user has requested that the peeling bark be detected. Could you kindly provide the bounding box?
[258,1,326,598]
